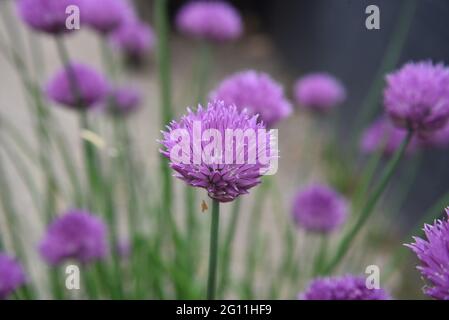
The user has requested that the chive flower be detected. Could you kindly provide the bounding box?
[159,100,276,203]
[300,275,390,300]
[39,209,108,265]
[110,20,155,59]
[293,73,346,113]
[291,183,348,233]
[83,0,135,34]
[16,0,84,35]
[384,61,449,136]
[175,1,243,42]
[360,117,419,156]
[210,71,292,127]
[45,63,109,110]
[406,208,449,300]
[107,86,141,116]
[0,254,26,300]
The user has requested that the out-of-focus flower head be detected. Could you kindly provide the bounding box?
[384,61,449,136]
[210,70,292,128]
[293,73,346,113]
[107,86,142,116]
[45,63,109,110]
[419,122,449,149]
[406,208,449,300]
[360,117,419,156]
[16,0,84,34]
[291,183,348,233]
[39,209,108,265]
[83,0,135,34]
[0,254,26,300]
[159,100,276,203]
[299,275,391,300]
[116,239,131,259]
[175,1,243,42]
[110,20,155,58]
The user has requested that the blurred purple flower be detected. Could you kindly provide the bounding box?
[159,100,276,203]
[293,73,346,113]
[420,122,449,149]
[0,254,26,300]
[110,20,155,58]
[175,1,243,42]
[360,117,419,156]
[384,61,449,136]
[16,0,83,34]
[291,183,348,233]
[210,71,292,127]
[45,63,109,110]
[300,275,390,300]
[107,86,142,116]
[83,0,135,34]
[406,208,449,300]
[39,209,108,265]
[116,239,131,259]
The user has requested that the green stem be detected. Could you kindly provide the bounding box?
[155,0,176,239]
[207,199,220,300]
[313,235,328,276]
[323,130,413,274]
[218,197,241,297]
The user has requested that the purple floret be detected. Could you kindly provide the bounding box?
[406,208,449,300]
[39,209,108,265]
[300,274,390,300]
[176,1,243,42]
[291,183,348,233]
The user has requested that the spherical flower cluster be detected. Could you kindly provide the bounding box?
[210,71,292,127]
[0,254,26,300]
[175,1,243,42]
[360,117,419,156]
[159,100,276,203]
[45,63,109,110]
[110,20,155,58]
[107,86,141,115]
[384,61,449,135]
[291,183,348,233]
[39,209,108,265]
[83,0,135,34]
[293,73,346,113]
[300,275,390,300]
[16,0,83,34]
[406,208,449,300]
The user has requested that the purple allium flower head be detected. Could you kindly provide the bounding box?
[0,254,26,300]
[360,117,419,156]
[299,275,390,300]
[293,73,346,113]
[384,61,449,136]
[291,183,348,233]
[83,0,135,34]
[45,63,109,110]
[16,0,83,34]
[406,208,449,300]
[210,71,293,128]
[420,122,449,149]
[107,86,141,116]
[39,209,108,265]
[159,100,276,203]
[175,1,243,42]
[110,20,155,58]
